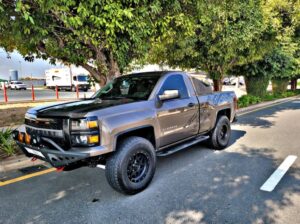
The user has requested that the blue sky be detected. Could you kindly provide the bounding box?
[0,49,62,80]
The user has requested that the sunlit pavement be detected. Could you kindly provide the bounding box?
[1,100,300,224]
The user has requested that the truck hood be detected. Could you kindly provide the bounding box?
[27,98,135,118]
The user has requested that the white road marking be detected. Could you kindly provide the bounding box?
[260,155,297,192]
[97,164,106,170]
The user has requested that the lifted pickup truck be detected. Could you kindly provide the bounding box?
[13,71,237,194]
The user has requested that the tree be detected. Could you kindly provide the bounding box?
[148,0,271,91]
[0,0,177,85]
[230,0,300,96]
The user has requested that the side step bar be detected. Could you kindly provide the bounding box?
[156,135,209,157]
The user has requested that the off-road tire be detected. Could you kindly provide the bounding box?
[208,115,231,150]
[105,136,156,195]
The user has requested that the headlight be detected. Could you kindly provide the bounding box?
[71,117,98,131]
[70,117,100,146]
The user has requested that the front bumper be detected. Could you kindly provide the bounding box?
[17,142,90,167]
[13,129,112,168]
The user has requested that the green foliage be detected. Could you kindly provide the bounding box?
[238,90,300,108]
[148,0,273,90]
[230,0,300,96]
[272,78,289,94]
[0,129,17,157]
[238,95,262,108]
[0,1,180,83]
[244,75,270,97]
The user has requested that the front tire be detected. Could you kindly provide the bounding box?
[105,136,156,195]
[208,115,231,150]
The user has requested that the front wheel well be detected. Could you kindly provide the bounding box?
[217,108,231,120]
[115,126,156,150]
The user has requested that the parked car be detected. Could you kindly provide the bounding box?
[13,71,237,194]
[9,81,27,90]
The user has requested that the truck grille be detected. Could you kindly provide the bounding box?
[25,126,64,138]
[25,118,63,130]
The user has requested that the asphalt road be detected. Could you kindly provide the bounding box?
[1,99,300,224]
[0,89,95,102]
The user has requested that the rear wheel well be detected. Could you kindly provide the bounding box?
[217,108,231,120]
[116,126,156,150]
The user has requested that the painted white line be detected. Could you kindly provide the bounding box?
[97,164,106,170]
[260,155,297,192]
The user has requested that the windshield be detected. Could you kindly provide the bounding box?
[77,75,88,82]
[93,75,160,101]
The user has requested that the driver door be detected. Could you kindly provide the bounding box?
[156,74,199,147]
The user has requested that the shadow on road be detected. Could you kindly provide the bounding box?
[237,100,300,129]
[1,144,299,224]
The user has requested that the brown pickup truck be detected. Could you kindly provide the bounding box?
[13,71,237,194]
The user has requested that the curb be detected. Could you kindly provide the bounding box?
[236,95,300,116]
[0,155,47,173]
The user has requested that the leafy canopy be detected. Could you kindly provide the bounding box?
[0,0,179,83]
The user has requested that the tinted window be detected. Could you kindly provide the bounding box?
[159,75,188,99]
[77,75,88,81]
[94,75,160,101]
[192,78,212,95]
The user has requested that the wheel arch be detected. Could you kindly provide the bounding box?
[114,125,157,151]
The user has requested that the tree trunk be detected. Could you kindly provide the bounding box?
[291,78,297,91]
[107,52,120,82]
[244,76,269,97]
[272,78,289,94]
[213,79,222,91]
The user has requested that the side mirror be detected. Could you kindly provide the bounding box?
[156,90,180,107]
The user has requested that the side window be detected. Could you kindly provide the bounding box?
[159,75,189,99]
[192,78,212,95]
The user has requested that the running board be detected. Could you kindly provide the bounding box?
[156,135,209,157]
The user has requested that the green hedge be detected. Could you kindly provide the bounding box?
[272,78,289,94]
[238,95,262,108]
[244,76,269,98]
[238,90,300,108]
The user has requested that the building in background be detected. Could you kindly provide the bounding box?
[9,70,18,81]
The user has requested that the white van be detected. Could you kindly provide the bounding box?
[45,67,90,91]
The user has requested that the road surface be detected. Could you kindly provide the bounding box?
[0,89,95,102]
[1,99,300,223]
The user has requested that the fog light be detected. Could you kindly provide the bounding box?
[25,133,31,144]
[18,132,25,143]
[88,135,99,144]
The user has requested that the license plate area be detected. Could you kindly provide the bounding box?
[25,147,45,158]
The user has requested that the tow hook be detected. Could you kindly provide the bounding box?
[56,167,65,172]
[31,157,37,162]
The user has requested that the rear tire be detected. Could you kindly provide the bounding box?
[208,115,231,150]
[105,136,156,195]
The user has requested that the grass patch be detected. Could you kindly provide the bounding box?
[0,107,30,127]
[238,90,300,108]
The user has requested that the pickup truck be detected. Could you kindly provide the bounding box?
[13,71,237,194]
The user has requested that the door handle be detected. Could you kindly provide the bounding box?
[187,103,195,107]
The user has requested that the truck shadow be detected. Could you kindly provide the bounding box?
[237,100,300,128]
[1,144,299,224]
